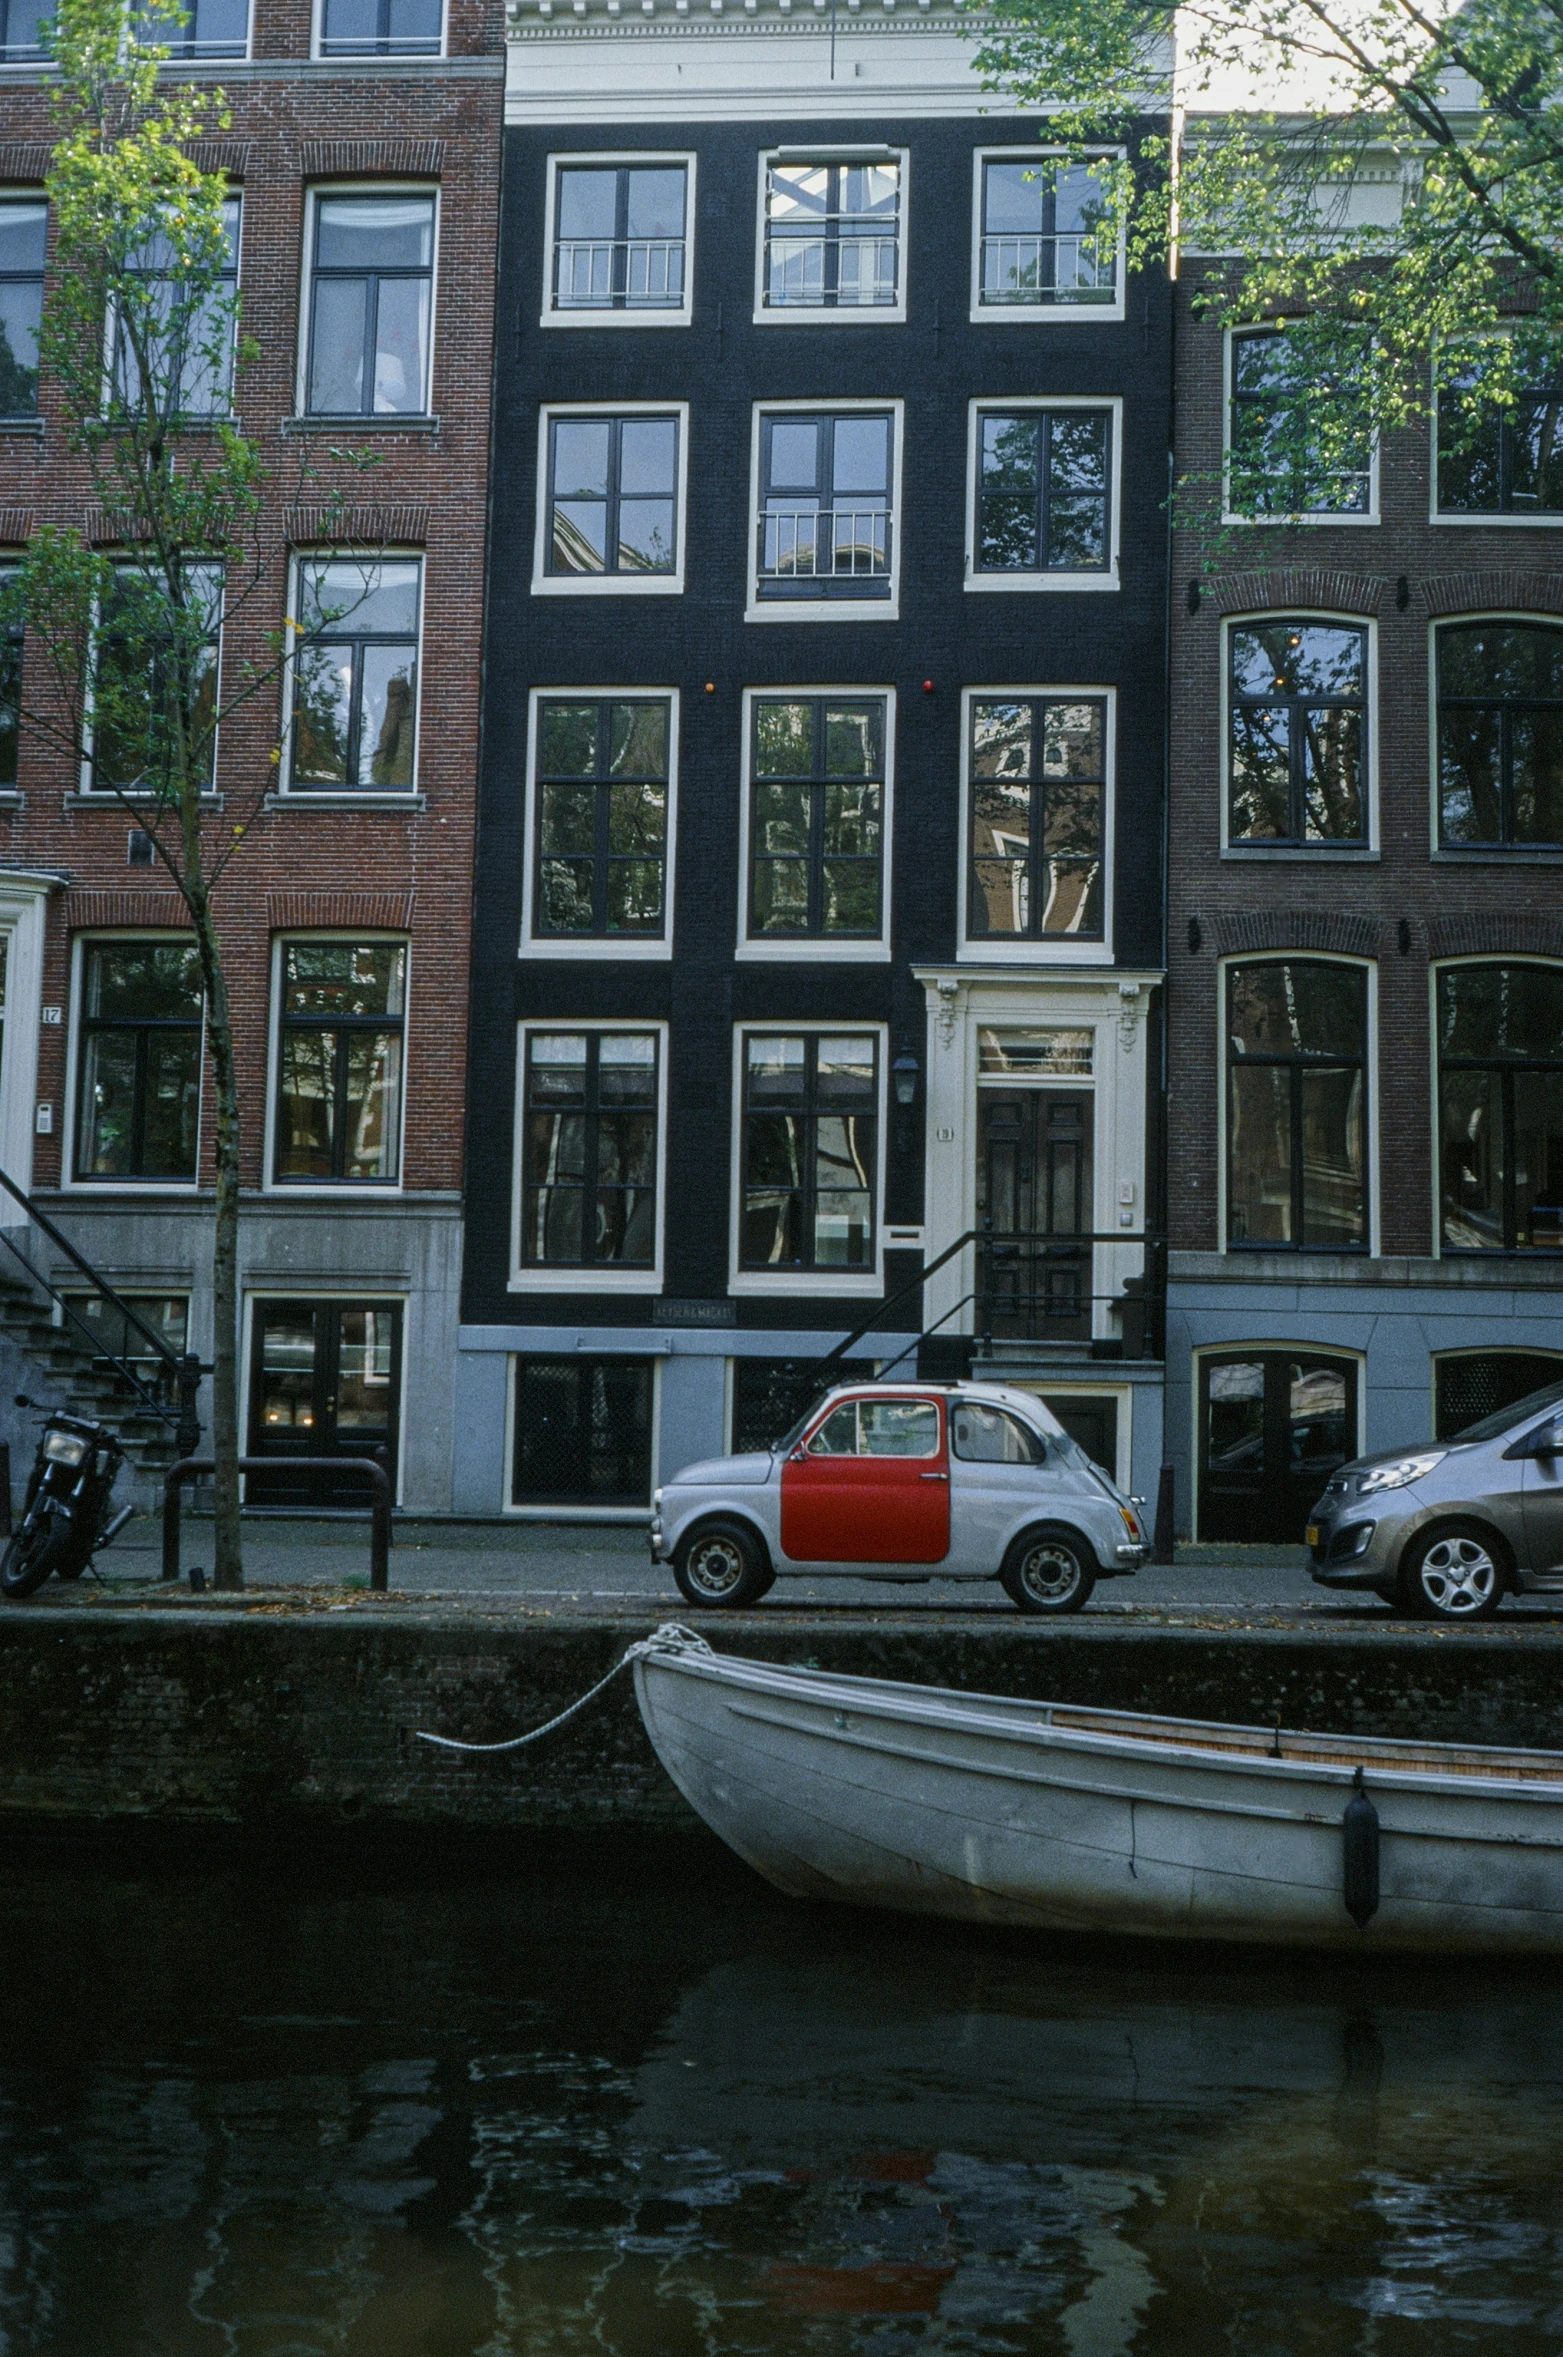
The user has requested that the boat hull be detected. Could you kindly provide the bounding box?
[633,1644,1563,1954]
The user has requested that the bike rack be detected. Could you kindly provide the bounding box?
[161,1457,392,1592]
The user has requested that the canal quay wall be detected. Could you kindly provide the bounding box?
[0,1606,1560,1842]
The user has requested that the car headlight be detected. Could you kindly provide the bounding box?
[43,1430,88,1467]
[1358,1452,1445,1496]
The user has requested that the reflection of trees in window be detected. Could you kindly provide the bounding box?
[749,697,884,937]
[968,695,1105,938]
[1438,339,1563,514]
[1438,622,1563,848]
[276,942,405,1184]
[0,200,46,417]
[290,559,420,791]
[1228,329,1372,517]
[741,1033,877,1270]
[552,164,687,312]
[534,700,668,937]
[1227,960,1366,1250]
[546,414,679,576]
[976,408,1110,572]
[522,1031,658,1267]
[75,940,203,1181]
[91,563,222,795]
[1229,620,1366,843]
[1439,964,1563,1253]
[978,158,1114,307]
[112,197,239,420]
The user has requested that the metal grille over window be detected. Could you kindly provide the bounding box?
[975,408,1110,574]
[0,199,46,417]
[319,0,441,56]
[741,1032,877,1271]
[306,194,435,418]
[1438,340,1563,514]
[1438,622,1563,849]
[534,700,668,936]
[547,413,679,576]
[1439,964,1563,1253]
[512,1356,654,1506]
[522,1031,658,1267]
[757,411,892,600]
[1226,960,1366,1251]
[1229,621,1367,845]
[762,157,900,310]
[290,559,420,792]
[978,158,1115,307]
[552,164,687,312]
[75,941,203,1182]
[750,697,883,938]
[276,941,405,1186]
[731,1357,825,1454]
[1228,329,1373,517]
[969,696,1105,938]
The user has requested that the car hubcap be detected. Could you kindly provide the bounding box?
[1419,1536,1497,1615]
[687,1537,744,1598]
[1018,1544,1082,1603]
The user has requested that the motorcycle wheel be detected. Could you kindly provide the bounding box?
[1,1514,80,1600]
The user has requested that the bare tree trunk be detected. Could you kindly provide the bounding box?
[181,809,243,1590]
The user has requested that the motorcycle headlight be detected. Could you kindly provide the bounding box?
[1358,1452,1445,1496]
[43,1430,89,1467]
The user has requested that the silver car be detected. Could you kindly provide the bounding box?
[650,1378,1147,1615]
[1308,1378,1563,1620]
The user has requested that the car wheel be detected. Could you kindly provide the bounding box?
[1000,1527,1097,1616]
[672,1520,772,1609]
[1399,1522,1507,1622]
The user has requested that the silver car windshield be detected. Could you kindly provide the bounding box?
[1448,1378,1563,1447]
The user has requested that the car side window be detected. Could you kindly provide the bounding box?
[951,1403,1046,1464]
[807,1403,860,1455]
[858,1399,940,1457]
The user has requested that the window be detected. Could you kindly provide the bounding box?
[1439,963,1563,1252]
[1435,1350,1563,1438]
[746,695,885,943]
[731,1356,825,1453]
[967,695,1106,942]
[288,557,420,793]
[1438,622,1563,849]
[0,0,46,63]
[0,200,44,419]
[0,567,19,787]
[530,698,669,941]
[1438,344,1563,516]
[1228,329,1373,519]
[759,154,902,316]
[807,1396,939,1455]
[274,941,405,1185]
[74,940,203,1183]
[970,404,1114,583]
[1228,621,1368,845]
[951,1400,1046,1462]
[753,408,895,608]
[319,0,441,56]
[63,1291,188,1366]
[974,153,1117,312]
[512,1357,654,1507]
[90,562,222,796]
[520,1031,659,1270]
[547,158,689,319]
[1226,960,1367,1250]
[135,0,247,56]
[740,1032,877,1273]
[304,192,435,418]
[112,197,239,420]
[539,407,683,587]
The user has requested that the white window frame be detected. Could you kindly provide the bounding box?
[728,1019,889,1297]
[1222,323,1380,527]
[263,931,411,1196]
[532,400,690,599]
[968,146,1127,327]
[240,1288,410,1510]
[520,687,679,960]
[310,0,445,63]
[79,558,226,798]
[745,397,904,624]
[509,1017,669,1294]
[103,191,242,423]
[957,684,1116,963]
[502,1349,661,1519]
[1219,611,1379,859]
[1428,953,1563,1259]
[63,929,207,1196]
[752,145,909,328]
[1216,949,1378,1258]
[964,396,1123,594]
[540,151,696,330]
[1430,327,1563,528]
[280,546,425,800]
[295,182,441,422]
[736,684,894,963]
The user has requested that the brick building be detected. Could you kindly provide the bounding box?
[1165,252,1563,1542]
[0,0,502,1507]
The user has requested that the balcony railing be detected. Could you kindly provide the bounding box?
[765,234,899,308]
[979,232,1117,305]
[553,238,687,310]
[757,506,892,588]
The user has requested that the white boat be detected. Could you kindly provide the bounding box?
[631,1627,1563,1954]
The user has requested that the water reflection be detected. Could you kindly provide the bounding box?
[0,1838,1558,2353]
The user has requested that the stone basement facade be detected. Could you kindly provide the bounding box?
[1165,254,1563,1543]
[456,0,1171,1518]
[0,0,502,1508]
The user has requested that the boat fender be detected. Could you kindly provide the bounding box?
[1342,1766,1380,1929]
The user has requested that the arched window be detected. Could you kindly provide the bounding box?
[1438,963,1563,1251]
[1226,960,1367,1250]
[1437,621,1563,848]
[1228,618,1367,844]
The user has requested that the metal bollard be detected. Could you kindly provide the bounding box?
[163,1456,392,1590]
[1150,1462,1175,1565]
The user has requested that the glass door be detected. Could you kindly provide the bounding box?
[1198,1351,1357,1543]
[248,1299,402,1507]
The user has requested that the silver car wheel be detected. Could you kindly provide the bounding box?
[1015,1541,1084,1605]
[683,1533,746,1600]
[1417,1534,1499,1616]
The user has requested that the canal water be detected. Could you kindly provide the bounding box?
[2,1834,1559,2355]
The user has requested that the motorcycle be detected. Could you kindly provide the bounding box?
[1,1397,134,1600]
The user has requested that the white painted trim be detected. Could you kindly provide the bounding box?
[751,144,909,327]
[0,872,57,1213]
[966,146,1127,327]
[62,928,206,1197]
[1217,609,1378,855]
[963,396,1123,593]
[1215,948,1378,1259]
[262,929,412,1196]
[1429,328,1563,527]
[502,1345,660,1515]
[1189,1339,1366,1543]
[279,547,426,799]
[956,683,1116,964]
[241,1285,410,1510]
[519,686,679,959]
[295,180,441,423]
[539,149,697,329]
[744,396,904,624]
[735,683,894,961]
[531,398,690,597]
[509,1016,669,1292]
[1220,322,1381,527]
[728,1018,889,1296]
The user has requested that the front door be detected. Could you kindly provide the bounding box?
[1198,1351,1357,1544]
[978,1092,1093,1340]
[781,1394,950,1564]
[248,1300,402,1507]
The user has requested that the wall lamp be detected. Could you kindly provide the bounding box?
[892,1049,920,1108]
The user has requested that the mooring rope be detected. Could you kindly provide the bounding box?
[412,1622,712,1755]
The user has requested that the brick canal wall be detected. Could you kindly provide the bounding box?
[1,1608,1560,1840]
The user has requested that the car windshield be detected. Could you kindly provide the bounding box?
[1448,1378,1563,1447]
[771,1399,828,1455]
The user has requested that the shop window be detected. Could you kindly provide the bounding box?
[512,1355,654,1506]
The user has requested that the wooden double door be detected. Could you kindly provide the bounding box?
[247,1299,402,1507]
[977,1091,1093,1341]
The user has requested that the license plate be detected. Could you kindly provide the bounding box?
[1305,1524,1320,1549]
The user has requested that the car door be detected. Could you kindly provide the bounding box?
[781,1395,950,1565]
[1518,1413,1563,1575]
[947,1399,1052,1572]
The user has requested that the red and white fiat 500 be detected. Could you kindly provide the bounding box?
[650,1380,1146,1615]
